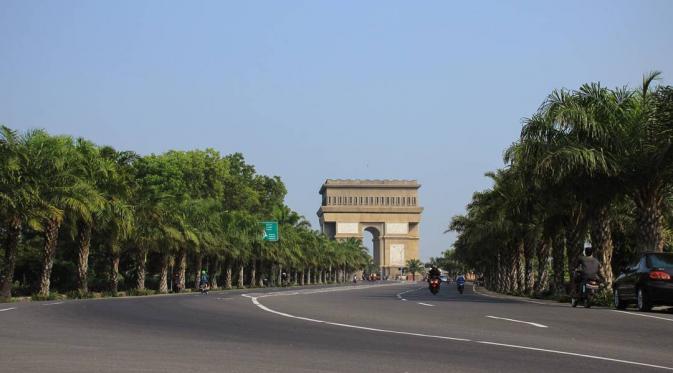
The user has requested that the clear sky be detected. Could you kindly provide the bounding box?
[2,1,672,261]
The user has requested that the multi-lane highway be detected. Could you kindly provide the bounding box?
[1,282,672,372]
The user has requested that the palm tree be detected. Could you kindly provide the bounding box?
[25,132,103,297]
[71,139,112,294]
[406,259,423,281]
[0,127,41,298]
[96,147,136,294]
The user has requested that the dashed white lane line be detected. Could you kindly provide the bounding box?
[396,287,424,301]
[486,315,548,328]
[417,302,435,307]
[612,310,673,322]
[242,286,673,371]
[42,302,64,306]
[0,307,16,312]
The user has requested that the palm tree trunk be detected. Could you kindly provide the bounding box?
[634,183,665,253]
[0,216,21,298]
[534,238,551,295]
[307,267,311,285]
[516,240,525,294]
[76,221,92,294]
[135,246,148,291]
[591,206,614,289]
[249,259,256,288]
[193,252,203,290]
[523,240,534,296]
[209,257,220,289]
[158,253,170,293]
[566,218,588,296]
[174,248,186,293]
[300,269,305,285]
[38,218,61,297]
[551,233,565,296]
[237,263,245,288]
[318,269,323,284]
[108,249,120,294]
[225,262,233,289]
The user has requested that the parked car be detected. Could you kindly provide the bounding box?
[439,275,448,283]
[613,252,673,311]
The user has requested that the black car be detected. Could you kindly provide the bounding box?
[613,252,673,311]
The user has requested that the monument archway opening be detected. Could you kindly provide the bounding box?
[317,179,423,278]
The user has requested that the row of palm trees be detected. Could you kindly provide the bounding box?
[0,127,371,299]
[448,72,673,297]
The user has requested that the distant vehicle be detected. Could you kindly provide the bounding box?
[439,275,448,283]
[613,252,673,311]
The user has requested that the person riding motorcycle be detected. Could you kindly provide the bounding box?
[199,270,209,293]
[574,246,605,296]
[456,274,466,294]
[427,265,441,281]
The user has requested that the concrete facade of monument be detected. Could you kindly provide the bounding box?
[317,179,422,277]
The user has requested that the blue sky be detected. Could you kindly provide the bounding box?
[2,1,672,260]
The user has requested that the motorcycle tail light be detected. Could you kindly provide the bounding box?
[649,271,671,280]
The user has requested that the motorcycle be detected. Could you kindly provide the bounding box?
[429,277,441,295]
[457,283,465,294]
[571,278,600,308]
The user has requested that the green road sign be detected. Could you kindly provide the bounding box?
[261,221,279,241]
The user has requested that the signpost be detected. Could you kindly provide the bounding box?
[261,221,279,241]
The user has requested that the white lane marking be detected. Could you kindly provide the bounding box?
[612,310,673,322]
[417,302,435,307]
[475,340,673,371]
[0,307,16,312]
[42,302,64,306]
[396,287,424,301]
[245,294,470,342]
[242,287,673,371]
[486,315,548,328]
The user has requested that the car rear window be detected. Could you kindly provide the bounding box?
[647,254,673,269]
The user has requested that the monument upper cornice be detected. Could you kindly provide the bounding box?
[319,179,420,193]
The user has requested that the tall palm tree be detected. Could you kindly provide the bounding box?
[26,132,103,297]
[0,127,42,298]
[71,139,112,294]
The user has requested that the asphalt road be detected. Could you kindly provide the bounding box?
[1,282,672,372]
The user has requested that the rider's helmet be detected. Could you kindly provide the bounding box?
[583,245,594,257]
[202,270,207,275]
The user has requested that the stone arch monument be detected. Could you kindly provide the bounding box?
[317,179,422,278]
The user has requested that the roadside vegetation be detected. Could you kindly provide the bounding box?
[0,128,370,301]
[447,72,673,302]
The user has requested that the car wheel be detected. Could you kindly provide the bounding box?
[637,288,652,312]
[613,288,627,310]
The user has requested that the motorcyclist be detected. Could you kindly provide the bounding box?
[427,265,441,281]
[456,274,466,286]
[574,246,605,296]
[199,270,209,293]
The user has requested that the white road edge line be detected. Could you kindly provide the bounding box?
[472,285,557,306]
[612,310,673,322]
[475,341,673,371]
[0,307,16,312]
[486,315,548,328]
[42,302,64,306]
[242,286,673,371]
[417,302,434,307]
